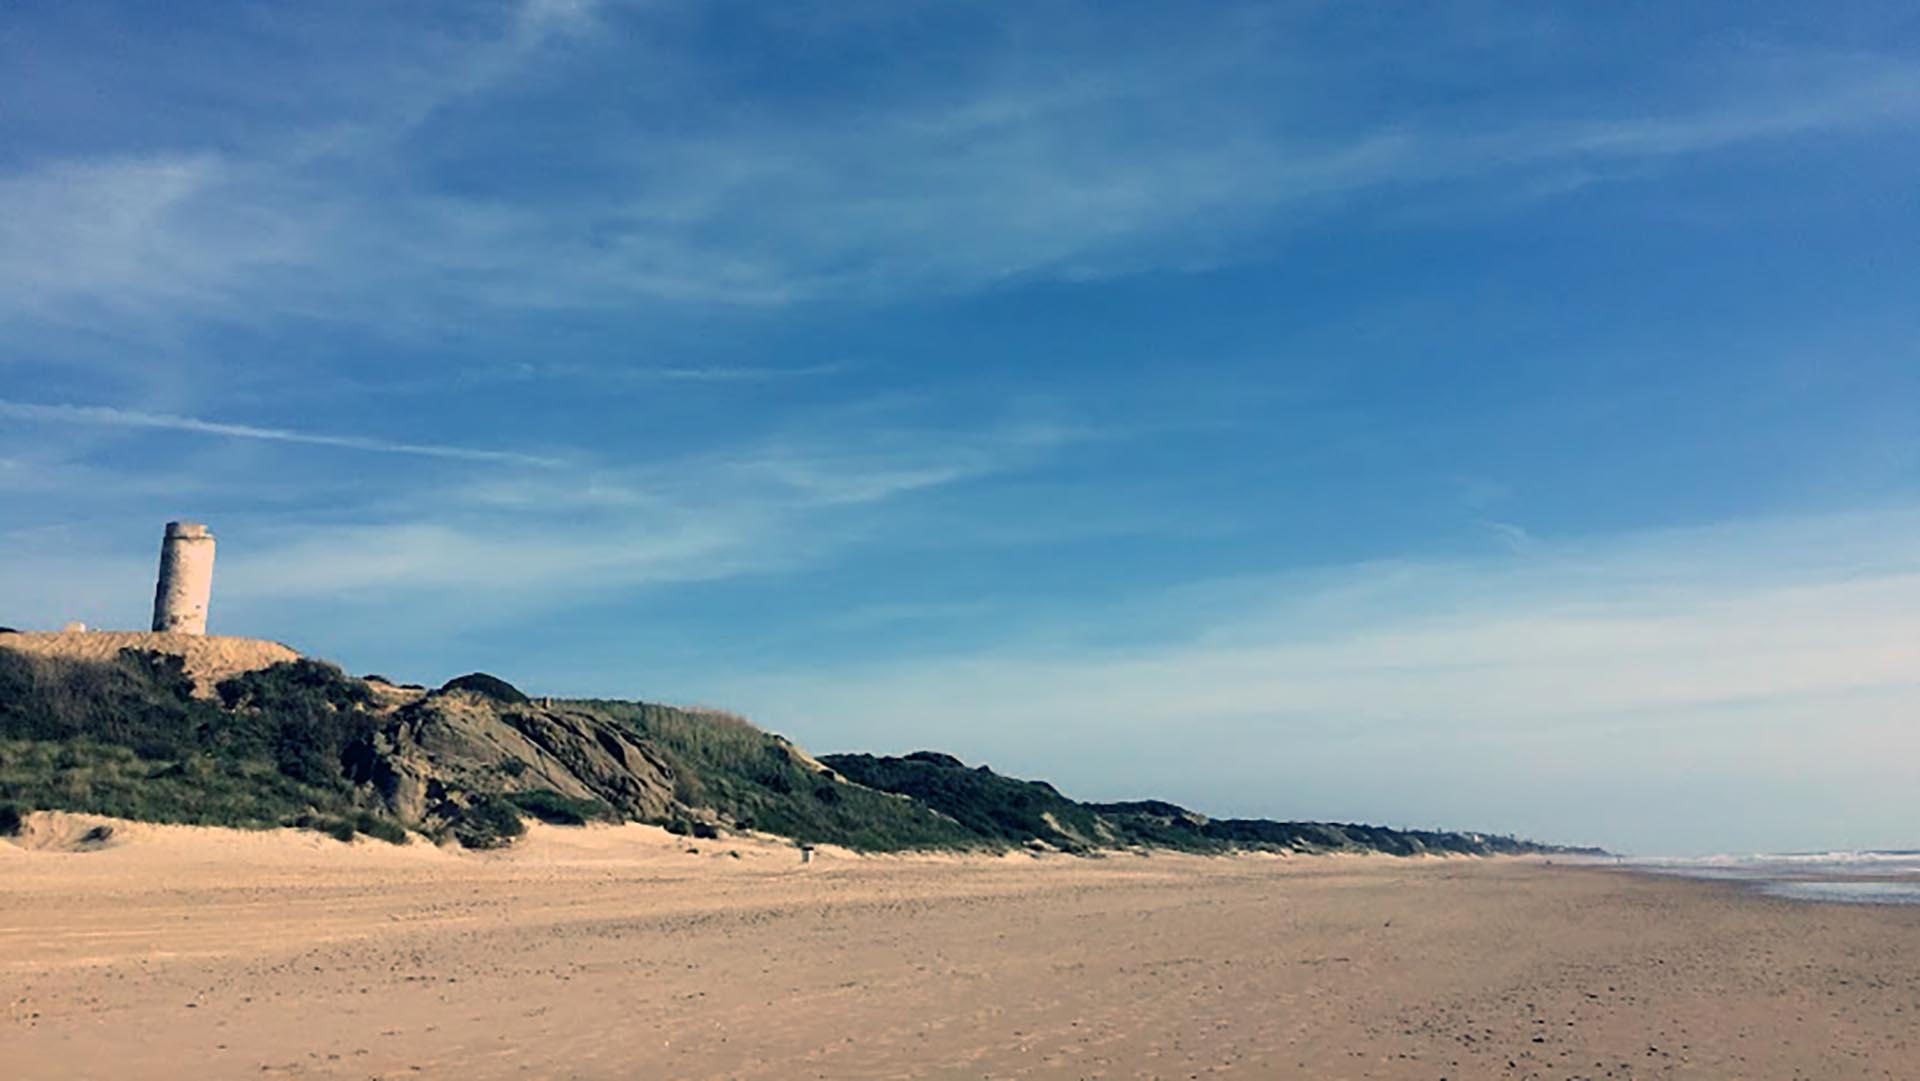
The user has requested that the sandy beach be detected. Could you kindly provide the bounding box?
[5,817,1917,1080]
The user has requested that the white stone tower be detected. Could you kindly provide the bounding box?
[151,521,216,635]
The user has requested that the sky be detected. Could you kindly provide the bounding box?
[4,1,1919,856]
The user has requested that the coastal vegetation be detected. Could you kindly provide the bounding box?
[0,649,402,840]
[0,643,1597,856]
[576,699,981,850]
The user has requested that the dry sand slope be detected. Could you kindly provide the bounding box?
[0,631,298,696]
[4,817,1918,1080]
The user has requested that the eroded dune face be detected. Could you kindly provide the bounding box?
[0,631,297,697]
[367,690,678,826]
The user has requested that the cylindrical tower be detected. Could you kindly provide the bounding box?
[151,521,216,635]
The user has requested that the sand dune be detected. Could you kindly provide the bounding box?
[5,816,1918,1079]
[0,631,298,696]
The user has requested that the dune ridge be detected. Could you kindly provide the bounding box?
[1,637,1601,858]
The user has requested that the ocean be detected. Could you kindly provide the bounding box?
[1625,851,1920,905]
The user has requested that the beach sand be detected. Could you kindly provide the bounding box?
[5,815,1917,1079]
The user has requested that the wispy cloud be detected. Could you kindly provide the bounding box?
[0,400,562,467]
[4,7,1916,336]
[446,415,1092,513]
[635,363,854,384]
[1480,519,1541,555]
[471,360,858,387]
[199,413,1097,601]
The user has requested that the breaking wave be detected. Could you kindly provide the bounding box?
[1626,851,1920,905]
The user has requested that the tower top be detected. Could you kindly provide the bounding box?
[165,521,213,540]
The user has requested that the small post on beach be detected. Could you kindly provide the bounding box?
[800,845,815,865]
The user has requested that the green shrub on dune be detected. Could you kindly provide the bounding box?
[822,751,1113,852]
[575,700,984,851]
[506,789,616,825]
[0,649,409,841]
[451,794,527,849]
[438,672,529,704]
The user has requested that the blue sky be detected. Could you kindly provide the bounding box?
[4,1,1919,855]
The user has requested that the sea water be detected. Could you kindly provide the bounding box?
[1625,851,1920,905]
